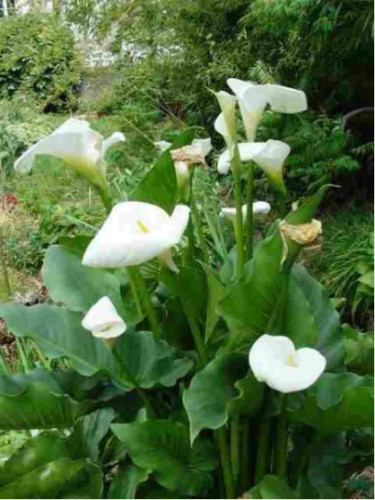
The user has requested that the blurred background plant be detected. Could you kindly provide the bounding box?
[0,12,82,112]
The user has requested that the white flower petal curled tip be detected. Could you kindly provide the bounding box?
[82,296,126,339]
[220,201,271,222]
[14,118,125,189]
[249,334,326,393]
[101,132,126,156]
[82,201,190,271]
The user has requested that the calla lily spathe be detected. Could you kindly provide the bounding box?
[220,201,271,222]
[227,78,307,141]
[214,91,237,148]
[14,118,125,189]
[82,201,190,272]
[249,334,326,393]
[218,139,290,194]
[82,296,126,339]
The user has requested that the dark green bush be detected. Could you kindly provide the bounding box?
[0,13,82,111]
[74,0,373,125]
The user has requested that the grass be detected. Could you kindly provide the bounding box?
[310,208,374,329]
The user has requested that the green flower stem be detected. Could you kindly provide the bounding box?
[240,417,250,490]
[127,269,143,319]
[215,427,235,499]
[189,169,210,265]
[190,194,210,265]
[96,185,113,214]
[136,388,157,418]
[275,395,288,476]
[254,418,271,484]
[183,218,195,266]
[0,229,11,300]
[277,196,287,218]
[254,388,272,485]
[230,415,240,488]
[128,266,161,337]
[231,146,245,277]
[185,313,208,365]
[245,163,254,261]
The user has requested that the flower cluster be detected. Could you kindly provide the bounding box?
[14,80,326,397]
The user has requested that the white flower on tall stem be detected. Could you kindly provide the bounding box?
[214,91,237,149]
[82,296,126,339]
[14,118,125,190]
[218,139,290,194]
[220,201,271,223]
[249,334,326,393]
[82,201,190,273]
[227,79,307,141]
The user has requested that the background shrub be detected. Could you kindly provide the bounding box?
[0,13,82,111]
[69,0,373,125]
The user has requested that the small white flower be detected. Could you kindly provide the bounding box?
[249,334,326,393]
[227,79,307,141]
[220,201,271,222]
[82,296,126,339]
[14,118,125,189]
[82,201,190,272]
[217,140,290,194]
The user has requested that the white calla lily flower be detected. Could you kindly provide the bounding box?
[82,296,126,339]
[249,334,326,393]
[82,201,190,272]
[220,201,271,223]
[227,78,307,141]
[14,118,125,189]
[217,139,290,194]
[214,91,237,147]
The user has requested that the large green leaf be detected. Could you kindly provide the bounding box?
[0,369,90,430]
[227,370,264,416]
[0,305,192,390]
[286,266,344,371]
[159,265,208,325]
[250,475,297,499]
[287,372,374,432]
[219,186,330,353]
[0,304,128,387]
[130,150,177,213]
[42,245,138,324]
[68,408,115,461]
[183,354,262,442]
[306,434,347,499]
[219,228,288,352]
[111,420,216,496]
[0,435,102,499]
[108,465,148,499]
[205,270,226,344]
[115,331,193,388]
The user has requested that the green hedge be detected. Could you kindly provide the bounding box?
[0,13,82,111]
